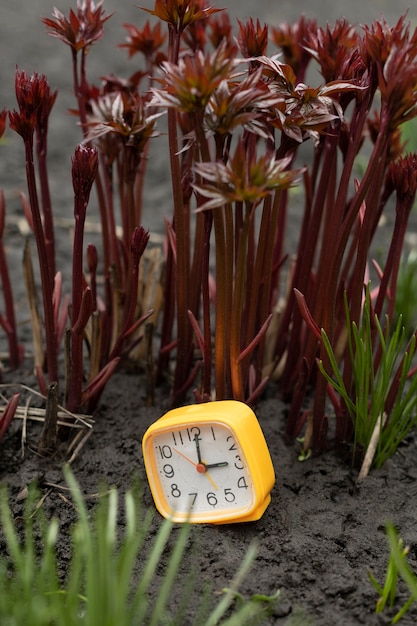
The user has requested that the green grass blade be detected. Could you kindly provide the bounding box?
[148,522,191,626]
[131,517,175,623]
[203,541,258,626]
[386,525,417,600]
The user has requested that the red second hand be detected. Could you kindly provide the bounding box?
[172,448,218,489]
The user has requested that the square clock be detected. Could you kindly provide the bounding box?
[142,400,275,524]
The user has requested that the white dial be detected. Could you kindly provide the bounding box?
[149,422,255,520]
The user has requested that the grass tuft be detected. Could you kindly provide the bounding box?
[0,467,281,626]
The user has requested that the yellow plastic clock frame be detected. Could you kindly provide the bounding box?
[142,400,275,524]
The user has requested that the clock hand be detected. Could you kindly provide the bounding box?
[205,461,229,469]
[194,434,203,464]
[172,447,199,468]
[193,435,228,470]
[172,448,219,490]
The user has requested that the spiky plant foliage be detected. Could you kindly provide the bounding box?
[319,286,417,468]
[0,467,280,626]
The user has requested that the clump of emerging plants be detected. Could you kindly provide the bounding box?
[369,522,417,624]
[0,1,417,468]
[0,467,280,626]
[319,285,417,476]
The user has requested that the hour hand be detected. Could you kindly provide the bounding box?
[205,461,229,469]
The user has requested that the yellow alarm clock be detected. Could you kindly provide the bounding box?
[142,400,275,524]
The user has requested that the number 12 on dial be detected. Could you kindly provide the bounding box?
[142,401,275,524]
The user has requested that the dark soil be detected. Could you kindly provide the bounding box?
[2,374,417,625]
[1,1,417,625]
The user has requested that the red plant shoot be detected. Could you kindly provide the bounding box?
[9,70,59,387]
[3,2,417,462]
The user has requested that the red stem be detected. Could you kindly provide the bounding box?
[166,28,192,404]
[36,128,56,285]
[23,138,58,384]
[230,202,253,400]
[0,191,22,369]
[67,287,93,412]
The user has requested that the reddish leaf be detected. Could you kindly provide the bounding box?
[293,289,322,341]
[0,393,20,442]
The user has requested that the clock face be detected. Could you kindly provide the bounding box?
[144,421,255,522]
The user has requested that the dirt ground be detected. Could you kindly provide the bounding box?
[1,371,417,625]
[1,1,417,624]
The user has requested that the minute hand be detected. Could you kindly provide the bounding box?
[194,434,203,464]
